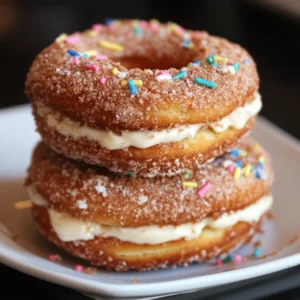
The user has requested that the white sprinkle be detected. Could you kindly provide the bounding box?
[95,180,108,197]
[137,195,148,205]
[222,159,234,168]
[118,71,127,79]
[76,199,87,209]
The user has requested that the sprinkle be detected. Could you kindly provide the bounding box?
[230,149,240,156]
[182,181,198,188]
[193,60,200,66]
[222,160,234,168]
[128,79,138,95]
[220,66,236,74]
[206,55,214,65]
[258,155,265,163]
[227,164,235,174]
[140,20,148,28]
[236,160,242,168]
[233,254,243,264]
[244,164,252,177]
[215,259,223,266]
[183,169,193,179]
[240,150,248,157]
[99,77,106,84]
[112,68,119,76]
[75,265,83,272]
[104,18,114,25]
[222,254,233,264]
[149,19,159,31]
[14,200,32,209]
[149,18,159,24]
[258,161,264,169]
[172,70,187,80]
[243,58,251,64]
[255,168,262,179]
[194,77,216,89]
[95,54,108,60]
[133,27,143,35]
[125,171,136,177]
[253,248,261,257]
[77,200,87,209]
[56,33,67,42]
[211,62,219,68]
[214,55,229,63]
[92,24,103,31]
[88,30,97,37]
[253,143,260,151]
[156,71,172,81]
[67,49,80,57]
[121,80,143,86]
[85,50,97,57]
[72,57,79,64]
[233,166,241,180]
[233,63,239,71]
[118,72,127,79]
[99,40,124,52]
[84,64,99,71]
[182,40,193,49]
[48,254,61,262]
[66,34,80,44]
[82,53,89,59]
[197,181,211,197]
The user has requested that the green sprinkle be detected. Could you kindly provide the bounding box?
[172,70,187,79]
[133,27,143,35]
[253,248,261,258]
[125,171,136,177]
[194,76,216,88]
[233,63,239,71]
[206,55,214,65]
[211,62,218,68]
[222,254,233,264]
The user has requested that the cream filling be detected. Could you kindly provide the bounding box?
[36,93,262,150]
[28,186,272,244]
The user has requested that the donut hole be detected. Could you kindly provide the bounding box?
[114,54,196,70]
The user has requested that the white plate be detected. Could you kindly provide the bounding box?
[1,105,300,298]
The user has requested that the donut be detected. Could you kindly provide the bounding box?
[26,138,274,271]
[25,19,261,176]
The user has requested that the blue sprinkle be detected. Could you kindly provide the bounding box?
[233,63,239,71]
[67,49,80,57]
[206,55,214,65]
[243,58,251,65]
[236,160,242,168]
[104,18,114,25]
[173,70,187,80]
[82,53,89,59]
[193,60,200,66]
[254,167,262,179]
[128,79,138,95]
[133,27,143,35]
[230,149,240,157]
[194,77,216,88]
[253,248,261,258]
[258,161,264,169]
[182,40,191,49]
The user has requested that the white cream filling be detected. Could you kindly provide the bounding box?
[28,186,272,244]
[36,93,262,150]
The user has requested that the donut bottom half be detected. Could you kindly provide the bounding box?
[32,205,265,272]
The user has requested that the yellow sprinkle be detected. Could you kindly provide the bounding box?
[56,33,67,42]
[121,80,143,86]
[88,30,97,37]
[150,19,159,24]
[14,200,32,209]
[182,181,198,188]
[258,155,265,163]
[169,24,178,32]
[99,40,124,52]
[240,150,248,157]
[253,143,260,151]
[244,164,252,177]
[86,50,97,57]
[233,167,241,180]
[214,56,229,63]
[112,68,119,76]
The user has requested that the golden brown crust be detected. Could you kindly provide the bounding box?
[25,19,259,131]
[32,205,262,271]
[26,139,273,227]
[33,103,254,176]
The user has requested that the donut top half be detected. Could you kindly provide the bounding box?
[25,19,259,131]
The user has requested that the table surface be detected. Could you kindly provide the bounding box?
[1,1,300,299]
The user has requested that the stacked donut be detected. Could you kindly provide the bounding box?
[25,19,274,271]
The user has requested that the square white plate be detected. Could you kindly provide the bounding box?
[1,105,300,298]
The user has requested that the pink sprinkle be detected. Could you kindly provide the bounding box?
[234,255,243,264]
[215,259,222,266]
[66,34,80,44]
[72,57,80,64]
[92,24,103,31]
[84,64,99,71]
[48,254,61,262]
[107,25,115,32]
[149,23,159,31]
[140,20,148,28]
[227,61,233,66]
[177,26,184,33]
[194,31,204,38]
[197,181,211,197]
[227,164,235,174]
[99,77,106,84]
[75,264,83,272]
[95,54,108,61]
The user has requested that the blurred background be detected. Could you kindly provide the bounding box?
[0,0,299,138]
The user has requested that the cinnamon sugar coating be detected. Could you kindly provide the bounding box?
[25,20,259,131]
[26,139,273,227]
